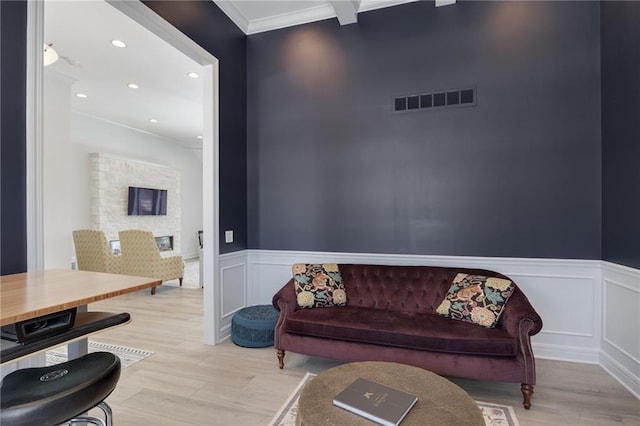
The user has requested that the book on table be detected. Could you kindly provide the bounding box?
[332,377,418,426]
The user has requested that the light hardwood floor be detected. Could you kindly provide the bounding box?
[90,283,639,425]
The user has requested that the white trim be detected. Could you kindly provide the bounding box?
[220,262,247,319]
[603,275,640,364]
[435,0,456,7]
[600,350,640,399]
[330,0,359,26]
[203,62,220,345]
[603,260,640,280]
[26,0,45,271]
[214,0,420,35]
[213,1,250,34]
[359,0,420,13]
[600,261,640,397]
[532,342,600,365]
[604,277,640,294]
[541,330,595,338]
[246,4,336,35]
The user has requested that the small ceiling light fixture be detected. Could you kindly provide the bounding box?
[149,119,158,123]
[111,40,127,48]
[187,72,200,79]
[127,83,139,89]
[43,43,59,66]
[75,93,88,98]
[197,135,203,139]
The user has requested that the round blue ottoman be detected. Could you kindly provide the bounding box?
[231,305,279,348]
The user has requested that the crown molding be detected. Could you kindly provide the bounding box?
[214,0,422,35]
[213,1,251,34]
[359,0,420,13]
[246,4,336,35]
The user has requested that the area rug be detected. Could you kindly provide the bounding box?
[268,373,520,426]
[46,341,154,368]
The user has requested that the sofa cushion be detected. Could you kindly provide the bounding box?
[283,307,518,356]
[436,274,516,328]
[292,263,348,308]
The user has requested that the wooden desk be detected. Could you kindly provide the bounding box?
[1,269,160,326]
[0,270,160,366]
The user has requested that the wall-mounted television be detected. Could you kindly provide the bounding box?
[127,186,167,216]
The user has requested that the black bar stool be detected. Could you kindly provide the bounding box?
[1,351,121,426]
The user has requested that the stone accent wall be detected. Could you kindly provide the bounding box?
[90,153,181,253]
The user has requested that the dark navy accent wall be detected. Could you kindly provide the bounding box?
[247,1,602,259]
[0,1,28,274]
[143,1,247,254]
[601,1,640,269]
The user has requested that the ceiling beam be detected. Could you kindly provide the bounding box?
[330,0,361,26]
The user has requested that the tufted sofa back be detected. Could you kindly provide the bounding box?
[338,264,515,315]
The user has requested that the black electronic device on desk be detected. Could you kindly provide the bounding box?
[1,308,77,343]
[1,311,131,365]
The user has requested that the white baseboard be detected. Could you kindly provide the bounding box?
[533,343,600,364]
[601,350,640,399]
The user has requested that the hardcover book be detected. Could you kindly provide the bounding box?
[332,377,418,426]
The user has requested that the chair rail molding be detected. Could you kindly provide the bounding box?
[246,249,603,362]
[219,249,638,396]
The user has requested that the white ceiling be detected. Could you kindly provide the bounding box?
[42,0,431,150]
[214,0,421,35]
[44,0,204,149]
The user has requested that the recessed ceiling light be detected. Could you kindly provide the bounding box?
[149,119,158,123]
[75,93,87,98]
[197,135,203,139]
[111,40,127,48]
[187,72,200,79]
[127,83,139,89]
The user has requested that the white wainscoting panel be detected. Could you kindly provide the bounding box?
[219,251,248,340]
[246,250,602,363]
[600,262,640,398]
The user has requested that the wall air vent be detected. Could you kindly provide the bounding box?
[393,87,476,113]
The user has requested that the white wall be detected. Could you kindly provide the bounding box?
[71,112,202,259]
[43,70,74,268]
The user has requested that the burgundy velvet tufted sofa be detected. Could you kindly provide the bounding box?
[272,264,543,409]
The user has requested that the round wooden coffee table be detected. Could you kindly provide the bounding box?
[296,361,484,426]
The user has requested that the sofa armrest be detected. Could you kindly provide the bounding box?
[498,288,543,338]
[272,278,298,315]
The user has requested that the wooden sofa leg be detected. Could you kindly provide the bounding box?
[151,286,156,295]
[521,383,534,409]
[179,278,183,287]
[277,349,285,369]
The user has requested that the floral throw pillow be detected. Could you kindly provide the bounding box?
[292,263,348,309]
[436,273,516,328]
